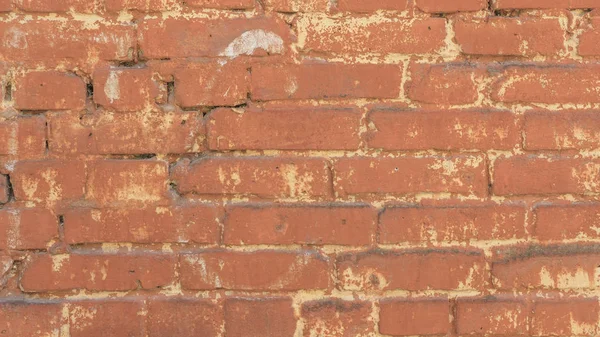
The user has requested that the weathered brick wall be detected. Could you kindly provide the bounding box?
[1,0,600,335]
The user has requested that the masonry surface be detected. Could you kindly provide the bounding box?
[2,0,600,336]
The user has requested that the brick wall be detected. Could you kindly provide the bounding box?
[1,0,600,335]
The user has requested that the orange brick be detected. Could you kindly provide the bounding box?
[299,17,445,55]
[535,203,600,241]
[0,116,47,159]
[524,111,600,150]
[456,297,529,336]
[11,160,86,204]
[48,111,203,155]
[186,0,255,9]
[494,0,600,9]
[380,204,527,243]
[455,18,564,56]
[174,61,248,107]
[0,20,135,67]
[64,204,220,244]
[14,71,86,111]
[336,0,408,12]
[69,300,144,337]
[147,298,223,336]
[337,249,486,291]
[86,160,168,206]
[493,156,600,196]
[225,297,296,337]
[224,204,377,245]
[492,64,600,104]
[580,18,600,56]
[172,157,332,199]
[0,208,57,250]
[20,253,176,292]
[0,301,64,337]
[251,63,402,100]
[334,155,488,197]
[180,250,331,291]
[407,63,483,105]
[105,0,178,11]
[14,0,94,12]
[416,0,486,12]
[368,109,520,150]
[208,107,362,150]
[532,299,600,336]
[379,298,450,336]
[93,66,161,111]
[301,299,375,337]
[492,244,600,290]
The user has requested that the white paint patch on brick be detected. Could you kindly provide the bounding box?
[219,29,284,59]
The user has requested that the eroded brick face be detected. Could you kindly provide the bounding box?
[0,1,599,336]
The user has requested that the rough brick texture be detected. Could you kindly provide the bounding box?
[1,1,599,335]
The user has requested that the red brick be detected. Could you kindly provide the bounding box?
[534,204,600,241]
[0,174,7,204]
[251,63,402,100]
[180,250,331,290]
[14,71,86,111]
[379,298,450,336]
[416,0,486,12]
[337,249,486,291]
[301,299,375,337]
[299,17,445,55]
[334,155,488,197]
[139,17,290,59]
[580,18,600,56]
[380,204,527,244]
[105,0,178,11]
[0,116,46,159]
[368,109,520,150]
[0,21,135,66]
[14,0,94,12]
[492,64,600,104]
[492,156,600,196]
[147,298,222,337]
[208,107,362,150]
[86,160,168,206]
[64,204,220,244]
[266,0,326,12]
[456,297,529,336]
[12,160,86,204]
[524,111,600,150]
[225,297,296,337]
[0,0,11,11]
[69,300,143,337]
[93,66,161,111]
[454,18,564,56]
[492,244,600,290]
[174,61,248,107]
[0,301,64,337]
[0,208,57,250]
[336,0,408,12]
[186,0,255,9]
[172,157,332,199]
[494,0,600,9]
[407,63,482,105]
[48,111,203,155]
[224,204,377,245]
[20,253,176,292]
[532,299,600,336]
